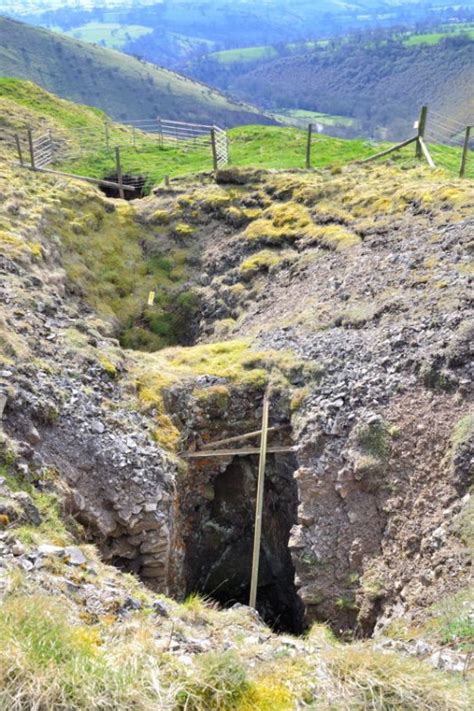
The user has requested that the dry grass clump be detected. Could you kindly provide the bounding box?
[307,625,470,710]
[0,594,173,710]
[319,642,470,710]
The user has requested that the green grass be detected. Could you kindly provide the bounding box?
[63,22,153,49]
[44,124,474,186]
[210,39,328,65]
[211,46,278,64]
[2,79,472,190]
[403,23,474,46]
[273,108,355,128]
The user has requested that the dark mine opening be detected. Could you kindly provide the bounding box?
[100,173,148,200]
[185,452,304,634]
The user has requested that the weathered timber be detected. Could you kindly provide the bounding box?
[418,137,436,169]
[201,425,290,450]
[16,164,136,192]
[249,392,270,609]
[460,126,472,178]
[185,445,294,459]
[416,105,428,159]
[358,136,418,164]
[306,123,313,169]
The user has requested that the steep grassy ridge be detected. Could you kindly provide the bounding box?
[0,16,270,126]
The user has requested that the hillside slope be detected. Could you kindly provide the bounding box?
[198,37,474,137]
[0,16,271,126]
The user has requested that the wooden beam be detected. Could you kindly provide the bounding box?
[15,134,24,166]
[201,425,289,450]
[27,128,35,170]
[115,146,125,199]
[460,126,472,178]
[418,137,436,169]
[416,105,428,159]
[306,123,313,169]
[185,445,295,459]
[358,136,418,164]
[16,164,136,192]
[210,127,218,171]
[249,392,270,610]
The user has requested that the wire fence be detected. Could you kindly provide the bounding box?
[423,109,473,177]
[5,106,473,196]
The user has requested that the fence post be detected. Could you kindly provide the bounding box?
[27,128,36,169]
[460,126,472,178]
[157,117,163,147]
[416,105,428,159]
[249,391,270,610]
[210,127,218,172]
[132,126,137,150]
[115,146,125,199]
[15,134,24,166]
[306,123,313,169]
[104,121,110,151]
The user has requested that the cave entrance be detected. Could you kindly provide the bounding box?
[186,452,304,634]
[100,173,148,200]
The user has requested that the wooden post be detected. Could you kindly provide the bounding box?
[27,128,35,169]
[210,128,218,171]
[418,137,436,169]
[157,117,163,147]
[416,105,428,159]
[249,391,270,610]
[115,146,125,199]
[15,134,24,166]
[132,126,137,150]
[460,126,472,178]
[104,121,110,150]
[306,123,313,169]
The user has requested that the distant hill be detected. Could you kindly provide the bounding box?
[0,16,272,126]
[190,36,474,139]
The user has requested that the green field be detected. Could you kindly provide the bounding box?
[403,22,474,46]
[63,22,153,49]
[211,39,328,64]
[273,109,355,128]
[211,46,278,64]
[54,125,472,189]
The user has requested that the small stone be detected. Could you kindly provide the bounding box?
[37,544,64,557]
[64,546,87,566]
[25,426,41,445]
[152,599,170,617]
[12,542,25,556]
[91,420,105,434]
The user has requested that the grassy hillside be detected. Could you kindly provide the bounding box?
[0,16,271,126]
[1,80,471,193]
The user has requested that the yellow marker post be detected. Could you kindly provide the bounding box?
[147,291,155,306]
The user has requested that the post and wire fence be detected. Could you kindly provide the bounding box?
[4,105,473,196]
[8,116,230,198]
